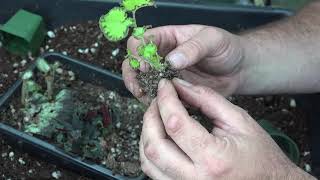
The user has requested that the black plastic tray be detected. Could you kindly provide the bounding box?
[0,53,145,180]
[0,0,296,179]
[1,0,292,31]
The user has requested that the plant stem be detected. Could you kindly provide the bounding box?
[141,38,146,45]
[21,80,27,106]
[133,11,137,27]
[46,75,54,101]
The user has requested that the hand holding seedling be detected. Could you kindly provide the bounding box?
[101,0,320,179]
[140,78,314,180]
[122,25,245,103]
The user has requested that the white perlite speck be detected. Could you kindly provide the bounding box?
[90,48,96,54]
[289,98,296,108]
[18,157,26,165]
[303,151,310,156]
[23,116,30,122]
[56,68,63,74]
[1,152,7,158]
[111,48,120,57]
[13,63,19,68]
[47,31,56,38]
[20,59,27,67]
[62,51,67,55]
[305,163,312,172]
[116,122,121,128]
[78,48,84,54]
[68,71,75,77]
[68,71,75,81]
[8,152,14,158]
[51,171,62,179]
[93,42,99,47]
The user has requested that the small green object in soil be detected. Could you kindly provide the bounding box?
[0,9,46,56]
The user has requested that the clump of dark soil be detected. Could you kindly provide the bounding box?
[136,67,179,98]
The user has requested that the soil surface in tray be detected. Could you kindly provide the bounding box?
[0,21,312,179]
[0,63,146,178]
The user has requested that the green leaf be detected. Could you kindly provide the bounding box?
[126,49,133,57]
[138,42,157,59]
[36,58,51,74]
[99,7,134,41]
[25,80,41,93]
[22,70,33,80]
[121,0,154,12]
[138,42,164,70]
[129,58,140,69]
[133,27,146,39]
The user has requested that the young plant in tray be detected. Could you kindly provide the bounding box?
[99,0,178,97]
[20,58,112,161]
[36,58,60,100]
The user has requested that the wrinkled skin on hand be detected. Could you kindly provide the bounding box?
[139,78,314,180]
[122,25,245,104]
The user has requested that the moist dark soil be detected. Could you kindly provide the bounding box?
[136,67,179,98]
[0,64,145,178]
[0,20,312,179]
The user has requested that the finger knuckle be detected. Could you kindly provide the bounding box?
[140,158,148,170]
[143,108,156,122]
[165,114,184,137]
[207,28,225,43]
[144,142,159,161]
[196,134,214,150]
[194,86,216,97]
[207,28,230,51]
[157,91,170,105]
[235,106,251,120]
[185,38,204,57]
[140,163,151,176]
[193,86,217,106]
[202,157,230,177]
[165,167,185,180]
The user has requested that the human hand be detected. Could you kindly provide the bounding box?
[122,25,246,104]
[139,78,315,180]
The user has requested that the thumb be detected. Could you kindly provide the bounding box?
[172,78,257,134]
[166,27,225,70]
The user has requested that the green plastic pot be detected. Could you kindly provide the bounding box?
[258,120,300,164]
[0,9,46,56]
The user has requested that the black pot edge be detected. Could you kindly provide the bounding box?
[1,0,293,31]
[0,53,146,180]
[86,0,294,15]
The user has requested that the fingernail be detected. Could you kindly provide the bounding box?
[167,52,187,69]
[158,79,167,90]
[173,78,192,87]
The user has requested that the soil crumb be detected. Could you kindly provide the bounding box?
[136,67,179,98]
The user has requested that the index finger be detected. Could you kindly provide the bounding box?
[156,79,219,163]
